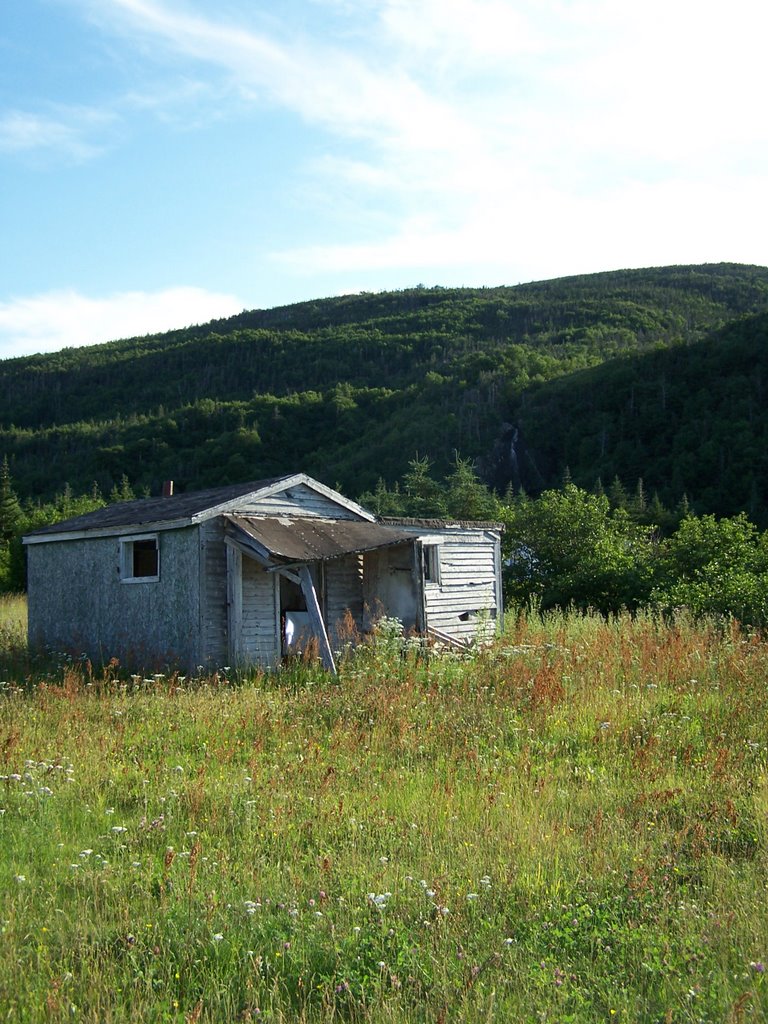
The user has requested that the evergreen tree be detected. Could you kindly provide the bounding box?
[675,493,691,522]
[445,456,500,520]
[647,491,670,530]
[607,476,629,510]
[0,457,22,546]
[109,474,136,503]
[632,478,647,517]
[402,456,448,518]
[358,478,405,517]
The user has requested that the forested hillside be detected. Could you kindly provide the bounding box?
[2,262,768,518]
[510,311,768,521]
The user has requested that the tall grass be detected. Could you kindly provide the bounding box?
[0,592,26,647]
[0,606,767,1021]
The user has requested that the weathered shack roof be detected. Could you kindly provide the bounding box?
[380,516,504,531]
[226,515,415,564]
[25,477,291,538]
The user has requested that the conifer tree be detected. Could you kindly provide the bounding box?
[445,456,500,520]
[633,478,647,516]
[675,493,691,521]
[648,491,669,530]
[608,475,629,510]
[0,456,22,546]
[402,456,447,518]
[109,474,135,503]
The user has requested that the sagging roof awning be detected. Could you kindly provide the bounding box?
[225,515,416,565]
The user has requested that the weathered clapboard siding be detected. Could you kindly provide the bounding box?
[27,527,201,668]
[423,534,500,642]
[241,558,279,666]
[199,517,228,667]
[231,484,363,519]
[325,553,364,647]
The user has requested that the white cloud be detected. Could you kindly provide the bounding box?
[53,0,768,288]
[85,1,768,197]
[84,0,473,149]
[0,108,114,161]
[375,0,553,67]
[0,287,244,360]
[276,174,768,284]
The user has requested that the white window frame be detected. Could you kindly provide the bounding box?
[120,533,160,583]
[423,543,442,586]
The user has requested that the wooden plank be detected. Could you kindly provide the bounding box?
[272,566,301,586]
[237,484,365,520]
[425,601,497,617]
[493,534,504,633]
[427,626,470,650]
[414,542,426,633]
[226,545,242,665]
[241,559,279,668]
[201,518,228,665]
[298,565,337,674]
[197,522,206,669]
[325,553,364,645]
[224,523,272,566]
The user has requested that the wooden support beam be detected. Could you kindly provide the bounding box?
[298,564,337,674]
[226,544,242,665]
[427,625,470,651]
[413,542,427,634]
[264,563,301,585]
[224,526,271,566]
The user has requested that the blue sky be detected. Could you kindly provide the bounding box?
[1,0,767,359]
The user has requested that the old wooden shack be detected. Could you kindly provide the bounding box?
[24,474,503,671]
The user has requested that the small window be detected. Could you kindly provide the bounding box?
[423,544,441,585]
[120,535,159,582]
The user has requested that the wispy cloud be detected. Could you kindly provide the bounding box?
[83,0,472,148]
[0,287,244,360]
[0,107,114,161]
[46,0,768,287]
[276,174,768,285]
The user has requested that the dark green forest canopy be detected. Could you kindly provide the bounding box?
[2,262,768,520]
[511,312,768,521]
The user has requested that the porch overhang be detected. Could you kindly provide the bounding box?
[223,515,419,677]
[224,514,415,568]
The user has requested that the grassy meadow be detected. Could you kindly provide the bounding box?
[1,596,768,1022]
